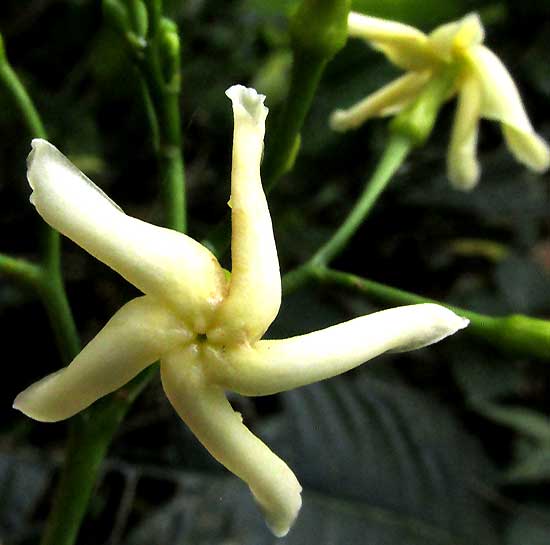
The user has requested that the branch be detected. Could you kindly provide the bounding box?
[310,133,412,266]
[285,266,550,362]
[39,6,189,543]
[262,0,351,191]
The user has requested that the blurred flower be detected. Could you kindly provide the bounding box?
[14,86,468,536]
[330,12,550,189]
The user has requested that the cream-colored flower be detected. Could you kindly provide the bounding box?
[13,85,468,536]
[330,12,550,189]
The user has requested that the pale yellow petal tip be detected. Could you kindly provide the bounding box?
[12,392,24,412]
[347,11,369,35]
[502,125,550,174]
[524,134,550,173]
[225,84,268,126]
[535,144,550,173]
[448,156,481,191]
[27,138,55,203]
[26,138,122,212]
[12,368,80,423]
[424,303,470,333]
[329,109,355,132]
[449,171,480,191]
[395,303,469,352]
[12,389,56,423]
[455,12,484,48]
[262,485,303,538]
[27,138,63,177]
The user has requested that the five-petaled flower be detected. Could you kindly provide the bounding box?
[330,12,550,189]
[14,85,468,536]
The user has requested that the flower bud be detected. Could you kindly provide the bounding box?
[102,0,130,36]
[290,0,351,60]
[390,66,458,146]
[159,17,181,88]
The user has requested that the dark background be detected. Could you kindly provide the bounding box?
[1,0,550,543]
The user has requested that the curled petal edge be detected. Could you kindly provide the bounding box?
[428,12,484,62]
[209,86,281,344]
[27,139,227,331]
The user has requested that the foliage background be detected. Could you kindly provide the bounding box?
[1,0,550,543]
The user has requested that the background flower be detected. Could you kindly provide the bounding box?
[330,11,550,188]
[2,1,550,544]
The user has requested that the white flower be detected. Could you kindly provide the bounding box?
[13,85,468,536]
[330,12,550,189]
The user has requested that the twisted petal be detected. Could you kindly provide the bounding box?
[448,75,482,189]
[13,296,190,422]
[209,86,281,343]
[161,347,302,537]
[466,45,550,172]
[27,140,227,329]
[330,71,431,131]
[348,12,434,70]
[428,13,484,62]
[212,304,468,396]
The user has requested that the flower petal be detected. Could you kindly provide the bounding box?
[448,75,482,189]
[161,346,302,537]
[27,139,227,330]
[348,12,434,71]
[330,71,431,132]
[13,296,190,422]
[210,304,468,396]
[466,45,550,172]
[208,86,281,343]
[502,125,550,173]
[428,13,484,62]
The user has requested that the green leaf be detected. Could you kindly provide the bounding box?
[495,255,550,314]
[451,344,526,404]
[280,376,499,544]
[475,403,550,443]
[474,402,550,484]
[127,377,499,544]
[506,447,550,483]
[506,504,550,545]
[0,452,51,543]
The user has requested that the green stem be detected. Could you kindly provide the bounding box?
[262,0,350,191]
[36,273,81,366]
[261,52,327,190]
[156,92,186,232]
[0,57,47,138]
[138,74,160,152]
[139,15,186,233]
[203,51,328,254]
[390,64,460,146]
[0,252,43,287]
[40,366,157,545]
[40,8,188,545]
[284,265,550,362]
[310,133,412,267]
[0,38,80,365]
[310,266,496,334]
[0,38,113,545]
[143,0,162,37]
[201,0,350,256]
